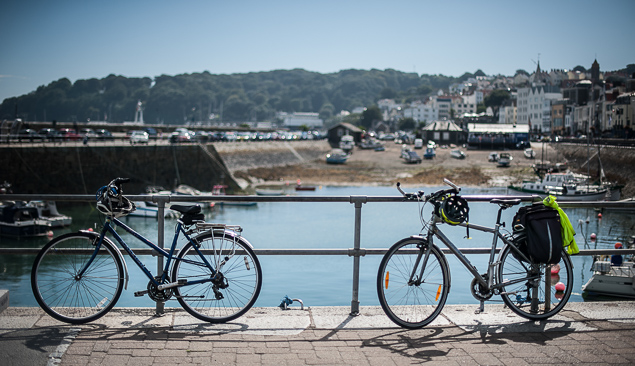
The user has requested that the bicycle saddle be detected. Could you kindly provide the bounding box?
[489,199,521,208]
[170,205,202,215]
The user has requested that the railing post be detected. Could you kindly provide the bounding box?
[350,195,367,316]
[153,196,168,316]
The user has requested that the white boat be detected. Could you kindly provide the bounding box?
[582,239,635,298]
[524,148,536,159]
[255,188,285,196]
[339,135,354,154]
[26,201,72,227]
[0,202,51,237]
[582,260,635,298]
[508,172,609,201]
[129,200,179,218]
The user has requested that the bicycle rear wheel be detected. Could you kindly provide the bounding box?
[377,237,450,329]
[172,230,262,323]
[498,244,573,320]
[31,232,124,324]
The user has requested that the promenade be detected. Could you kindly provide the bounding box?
[2,302,635,365]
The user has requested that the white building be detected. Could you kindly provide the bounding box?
[402,100,437,123]
[282,112,323,129]
[517,85,561,132]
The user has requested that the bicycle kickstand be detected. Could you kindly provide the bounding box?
[475,300,485,314]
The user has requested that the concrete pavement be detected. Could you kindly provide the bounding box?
[2,302,635,365]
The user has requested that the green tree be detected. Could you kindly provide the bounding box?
[398,117,416,131]
[360,105,383,129]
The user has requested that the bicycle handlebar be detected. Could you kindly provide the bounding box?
[396,179,461,202]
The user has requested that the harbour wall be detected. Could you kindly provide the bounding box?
[1,141,331,195]
[553,143,635,198]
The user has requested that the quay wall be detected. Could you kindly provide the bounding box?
[1,143,241,195]
[553,143,635,198]
[1,141,331,195]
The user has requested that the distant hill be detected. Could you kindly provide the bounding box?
[0,69,470,124]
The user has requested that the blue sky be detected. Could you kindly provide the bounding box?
[1,0,634,103]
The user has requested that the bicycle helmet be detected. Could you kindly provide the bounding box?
[439,194,469,225]
[96,185,136,218]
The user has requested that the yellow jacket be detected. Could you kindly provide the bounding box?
[543,195,580,255]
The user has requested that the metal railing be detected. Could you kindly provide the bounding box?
[3,193,635,315]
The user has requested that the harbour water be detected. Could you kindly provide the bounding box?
[1,185,634,310]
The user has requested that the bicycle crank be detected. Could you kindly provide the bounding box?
[470,275,493,301]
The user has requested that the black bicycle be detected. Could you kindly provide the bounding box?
[31,178,262,324]
[377,179,573,329]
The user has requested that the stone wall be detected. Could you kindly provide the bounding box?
[1,144,240,195]
[1,141,332,195]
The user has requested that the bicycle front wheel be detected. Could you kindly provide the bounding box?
[498,244,573,320]
[31,232,124,324]
[377,238,450,329]
[172,230,262,323]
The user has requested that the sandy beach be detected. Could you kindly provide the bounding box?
[226,141,554,189]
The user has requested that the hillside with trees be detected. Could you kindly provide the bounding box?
[0,69,468,125]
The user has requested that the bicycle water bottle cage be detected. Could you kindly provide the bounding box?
[439,194,469,225]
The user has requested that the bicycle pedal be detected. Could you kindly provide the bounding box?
[134,290,149,297]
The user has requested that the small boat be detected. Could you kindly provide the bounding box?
[326,149,348,164]
[508,172,609,201]
[450,150,466,159]
[582,239,635,298]
[524,148,536,159]
[497,152,512,167]
[255,188,285,196]
[26,201,72,227]
[339,135,354,154]
[423,148,435,159]
[0,201,51,238]
[295,185,316,191]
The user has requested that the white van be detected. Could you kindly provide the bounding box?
[414,138,424,149]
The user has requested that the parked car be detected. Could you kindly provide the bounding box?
[38,128,62,141]
[58,128,82,141]
[143,127,158,139]
[16,129,44,142]
[423,147,436,159]
[404,151,422,164]
[414,138,424,149]
[95,129,114,140]
[79,128,97,140]
[129,130,149,144]
[169,128,192,143]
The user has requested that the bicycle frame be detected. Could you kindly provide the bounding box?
[417,213,538,296]
[77,216,217,290]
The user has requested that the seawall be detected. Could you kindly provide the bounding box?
[1,143,240,195]
[1,141,332,195]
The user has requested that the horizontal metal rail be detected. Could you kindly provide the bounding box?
[2,247,634,256]
[3,192,635,315]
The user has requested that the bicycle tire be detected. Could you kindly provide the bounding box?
[497,244,573,320]
[377,237,450,329]
[172,230,262,323]
[31,232,124,324]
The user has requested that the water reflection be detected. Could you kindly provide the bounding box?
[2,186,634,308]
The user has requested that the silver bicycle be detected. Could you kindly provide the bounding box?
[377,179,573,329]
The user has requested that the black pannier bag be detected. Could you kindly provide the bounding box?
[512,203,563,264]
